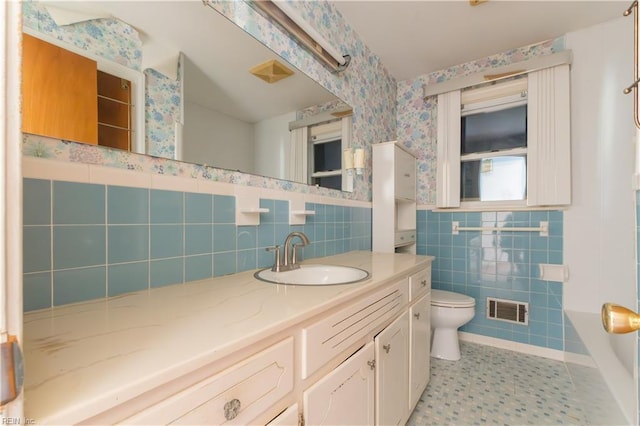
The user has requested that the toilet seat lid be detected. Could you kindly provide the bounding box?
[431,289,475,308]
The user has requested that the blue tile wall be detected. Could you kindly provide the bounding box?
[417,209,564,351]
[23,179,372,311]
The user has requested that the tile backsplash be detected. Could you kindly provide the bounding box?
[23,178,372,311]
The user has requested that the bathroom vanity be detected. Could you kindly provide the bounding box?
[23,251,432,425]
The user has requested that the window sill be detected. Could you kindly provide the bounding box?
[420,202,569,213]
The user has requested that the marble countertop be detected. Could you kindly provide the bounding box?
[23,251,431,424]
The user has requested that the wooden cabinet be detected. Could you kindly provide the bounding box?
[22,33,98,144]
[373,141,417,254]
[375,311,410,426]
[303,342,375,426]
[22,33,133,150]
[121,338,294,425]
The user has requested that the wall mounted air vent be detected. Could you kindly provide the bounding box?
[487,297,528,325]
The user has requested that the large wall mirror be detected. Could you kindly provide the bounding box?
[22,1,353,190]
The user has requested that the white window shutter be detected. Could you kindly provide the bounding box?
[436,90,461,208]
[527,64,571,206]
[288,126,308,183]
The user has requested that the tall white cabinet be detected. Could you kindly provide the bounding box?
[373,141,417,253]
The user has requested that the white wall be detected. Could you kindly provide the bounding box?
[564,17,637,372]
[254,111,297,181]
[183,101,254,172]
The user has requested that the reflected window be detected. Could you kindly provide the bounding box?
[461,156,527,202]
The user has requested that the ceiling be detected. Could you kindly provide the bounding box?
[43,0,629,122]
[330,0,628,81]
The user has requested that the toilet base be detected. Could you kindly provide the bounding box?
[431,328,461,361]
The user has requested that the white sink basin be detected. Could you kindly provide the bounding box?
[254,264,369,286]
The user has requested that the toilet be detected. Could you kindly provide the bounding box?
[430,289,476,361]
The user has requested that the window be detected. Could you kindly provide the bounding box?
[308,119,348,191]
[436,64,571,209]
[460,82,528,203]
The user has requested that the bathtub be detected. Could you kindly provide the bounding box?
[565,310,634,425]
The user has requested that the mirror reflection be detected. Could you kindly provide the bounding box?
[22,1,353,189]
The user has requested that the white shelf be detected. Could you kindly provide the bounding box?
[289,196,315,225]
[239,208,270,214]
[236,191,268,226]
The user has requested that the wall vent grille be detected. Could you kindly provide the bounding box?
[486,297,529,325]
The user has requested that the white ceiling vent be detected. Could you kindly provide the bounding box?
[487,297,528,325]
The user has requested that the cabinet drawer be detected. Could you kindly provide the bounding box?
[123,338,294,425]
[394,229,416,247]
[409,268,431,301]
[301,281,407,379]
[394,147,416,201]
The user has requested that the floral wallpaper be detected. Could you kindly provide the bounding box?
[21,0,397,202]
[396,38,565,205]
[22,1,181,159]
[23,0,565,204]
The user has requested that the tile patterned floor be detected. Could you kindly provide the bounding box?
[407,342,587,425]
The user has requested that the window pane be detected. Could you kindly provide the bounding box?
[461,156,526,202]
[313,139,342,172]
[461,105,527,154]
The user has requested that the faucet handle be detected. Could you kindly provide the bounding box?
[291,243,304,266]
[265,245,281,272]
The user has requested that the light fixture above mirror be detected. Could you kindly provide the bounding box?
[250,0,351,73]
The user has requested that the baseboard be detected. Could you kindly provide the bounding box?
[458,331,565,362]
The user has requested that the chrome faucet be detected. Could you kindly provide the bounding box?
[283,232,310,271]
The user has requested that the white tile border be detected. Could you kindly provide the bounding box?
[23,157,89,182]
[89,164,151,188]
[22,156,372,209]
[459,331,565,361]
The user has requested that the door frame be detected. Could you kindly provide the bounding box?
[1,0,24,418]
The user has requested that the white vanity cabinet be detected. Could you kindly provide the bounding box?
[372,141,417,254]
[374,311,410,426]
[23,252,434,425]
[120,338,294,425]
[303,342,375,425]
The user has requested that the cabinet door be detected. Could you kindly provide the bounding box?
[394,147,416,201]
[303,342,374,426]
[22,33,98,144]
[267,403,298,426]
[409,294,431,411]
[375,311,409,426]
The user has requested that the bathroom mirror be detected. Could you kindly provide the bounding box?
[25,1,352,187]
